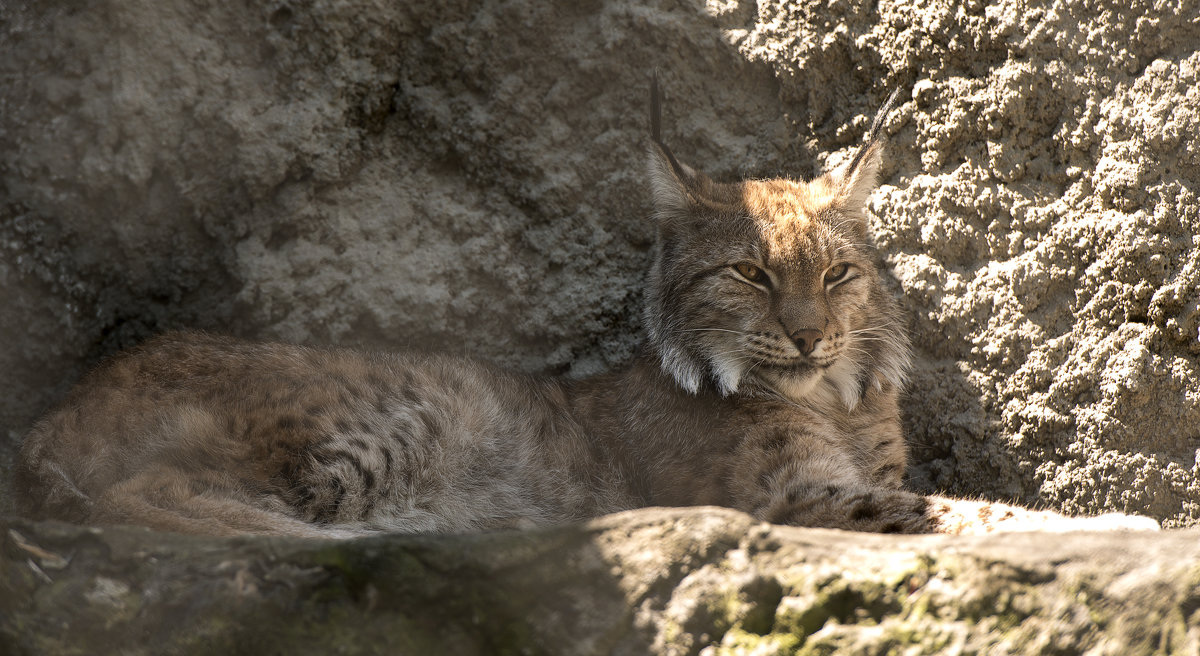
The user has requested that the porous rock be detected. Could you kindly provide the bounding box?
[3,508,1200,655]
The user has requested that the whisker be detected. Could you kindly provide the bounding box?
[706,347,760,365]
[742,358,767,379]
[846,326,898,336]
[676,327,755,337]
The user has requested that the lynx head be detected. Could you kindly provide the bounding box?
[643,80,909,410]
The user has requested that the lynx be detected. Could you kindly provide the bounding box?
[14,81,1157,538]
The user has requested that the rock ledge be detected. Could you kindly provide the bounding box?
[3,508,1197,655]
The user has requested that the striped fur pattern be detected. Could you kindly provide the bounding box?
[12,87,1158,537]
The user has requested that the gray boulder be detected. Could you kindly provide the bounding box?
[4,508,1199,654]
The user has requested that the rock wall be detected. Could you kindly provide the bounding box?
[1,0,1198,527]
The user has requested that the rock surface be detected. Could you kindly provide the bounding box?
[3,507,1199,655]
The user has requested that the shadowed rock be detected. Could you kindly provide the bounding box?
[4,507,1199,654]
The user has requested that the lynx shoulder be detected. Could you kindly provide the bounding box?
[13,82,1158,537]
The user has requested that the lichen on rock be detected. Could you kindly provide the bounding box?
[4,510,1200,654]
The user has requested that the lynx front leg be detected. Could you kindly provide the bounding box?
[730,430,937,533]
[756,482,934,533]
[730,424,1158,534]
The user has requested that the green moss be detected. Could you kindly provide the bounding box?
[660,618,684,648]
[775,576,903,638]
[713,627,802,655]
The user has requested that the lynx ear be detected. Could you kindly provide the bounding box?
[833,88,901,210]
[648,73,700,217]
[648,144,697,216]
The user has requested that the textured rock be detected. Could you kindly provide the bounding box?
[710,0,1200,523]
[0,1,1197,520]
[3,507,1200,655]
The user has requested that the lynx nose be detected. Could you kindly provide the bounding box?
[791,329,823,356]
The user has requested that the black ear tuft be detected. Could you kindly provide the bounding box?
[647,71,700,217]
[849,88,902,175]
[835,87,903,210]
[650,72,690,186]
[650,70,665,143]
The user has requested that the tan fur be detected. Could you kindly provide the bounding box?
[13,89,1159,537]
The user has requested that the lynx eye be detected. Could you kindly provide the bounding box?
[824,263,851,284]
[733,263,769,285]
